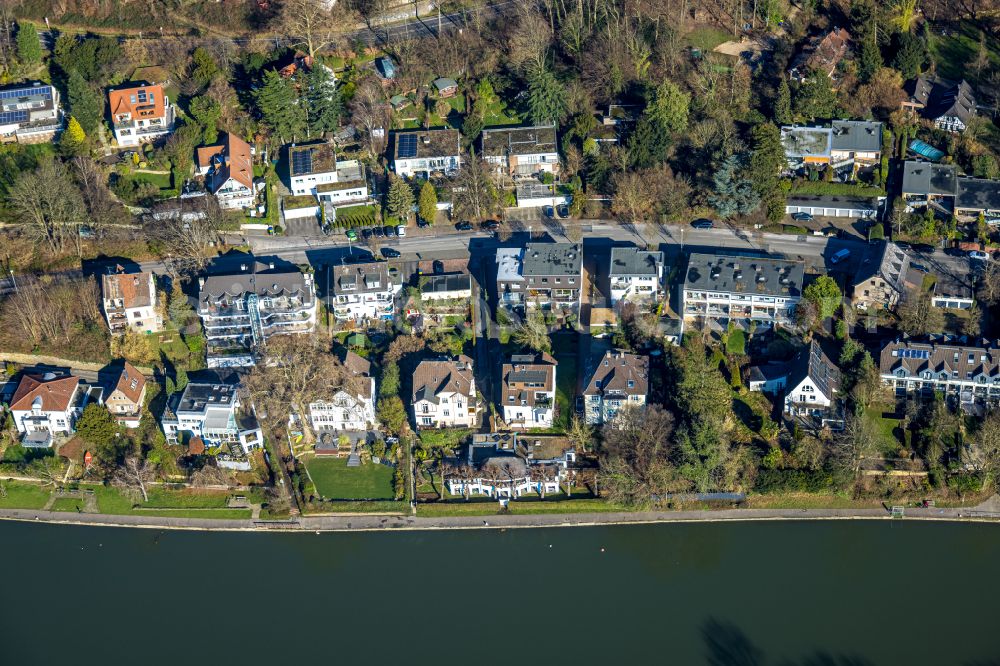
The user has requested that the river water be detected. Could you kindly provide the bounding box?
[2,520,999,665]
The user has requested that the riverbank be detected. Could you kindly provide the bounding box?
[2,502,999,533]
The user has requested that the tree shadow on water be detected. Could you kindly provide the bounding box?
[702,618,874,666]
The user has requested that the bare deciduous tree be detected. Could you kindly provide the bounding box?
[8,160,87,255]
[281,0,351,60]
[113,455,155,503]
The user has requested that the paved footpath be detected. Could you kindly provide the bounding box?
[0,505,996,533]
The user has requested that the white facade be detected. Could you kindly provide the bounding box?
[109,85,174,147]
[101,271,161,335]
[502,398,554,429]
[161,383,263,454]
[784,375,832,414]
[413,389,478,429]
[308,378,377,433]
[212,176,255,210]
[0,83,62,143]
[394,154,461,179]
[331,264,401,322]
[609,249,663,305]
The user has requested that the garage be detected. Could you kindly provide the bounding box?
[785,195,881,219]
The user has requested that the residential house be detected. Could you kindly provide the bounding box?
[101,268,161,335]
[609,247,664,305]
[198,260,317,367]
[108,83,174,147]
[582,350,649,425]
[481,124,559,178]
[433,77,459,98]
[501,353,557,429]
[750,341,840,422]
[419,272,473,302]
[308,350,376,436]
[851,241,919,311]
[105,361,147,429]
[788,27,851,82]
[10,372,103,446]
[330,262,401,322]
[161,380,263,453]
[780,120,883,177]
[514,179,570,208]
[682,253,804,327]
[0,82,62,143]
[391,128,461,178]
[446,433,576,500]
[286,142,370,211]
[411,356,479,429]
[496,242,583,313]
[880,338,1000,411]
[195,132,255,210]
[902,76,977,133]
[901,160,1000,220]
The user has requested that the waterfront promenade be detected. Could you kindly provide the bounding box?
[0,503,996,532]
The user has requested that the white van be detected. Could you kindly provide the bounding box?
[830,248,851,265]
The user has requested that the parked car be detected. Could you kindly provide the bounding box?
[830,248,851,265]
[481,220,500,231]
[456,221,473,231]
[397,225,407,237]
[383,225,397,237]
[557,204,569,218]
[543,205,555,218]
[968,250,990,261]
[912,243,936,253]
[361,227,373,239]
[791,212,814,221]
[345,229,359,241]
[381,248,401,259]
[373,226,384,237]
[417,218,431,228]
[574,395,584,416]
[691,218,714,229]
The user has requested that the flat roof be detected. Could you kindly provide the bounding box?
[684,253,804,298]
[610,247,663,277]
[956,177,1000,212]
[781,126,833,158]
[522,243,582,277]
[481,125,558,157]
[392,128,460,161]
[902,160,957,196]
[496,248,524,283]
[831,120,883,153]
[288,141,337,177]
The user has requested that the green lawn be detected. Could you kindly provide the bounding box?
[726,329,746,355]
[305,457,395,500]
[133,171,173,190]
[551,334,579,431]
[304,500,408,514]
[683,25,733,51]
[50,497,87,512]
[418,428,472,450]
[929,20,1000,84]
[417,496,619,517]
[867,410,904,455]
[0,481,51,510]
[94,486,235,514]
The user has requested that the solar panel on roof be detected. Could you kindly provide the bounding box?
[899,349,929,359]
[397,134,418,159]
[0,110,28,124]
[291,149,313,176]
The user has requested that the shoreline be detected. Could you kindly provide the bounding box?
[2,505,998,533]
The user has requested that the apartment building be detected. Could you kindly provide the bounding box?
[161,380,262,452]
[198,260,317,367]
[609,247,664,305]
[0,82,62,143]
[287,141,369,208]
[496,243,583,313]
[308,351,376,435]
[330,262,402,322]
[880,338,1000,411]
[582,350,649,425]
[108,83,174,147]
[501,352,557,429]
[682,253,804,327]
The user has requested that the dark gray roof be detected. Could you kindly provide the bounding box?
[175,382,238,414]
[522,243,582,277]
[901,160,957,196]
[749,363,789,384]
[831,120,883,153]
[480,124,558,157]
[920,78,977,124]
[854,241,913,294]
[610,247,663,277]
[788,340,839,399]
[199,261,313,307]
[684,253,804,298]
[956,177,1000,212]
[332,262,395,296]
[420,272,471,295]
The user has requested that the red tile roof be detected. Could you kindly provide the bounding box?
[203,132,253,193]
[108,84,167,122]
[112,361,146,406]
[10,374,80,412]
